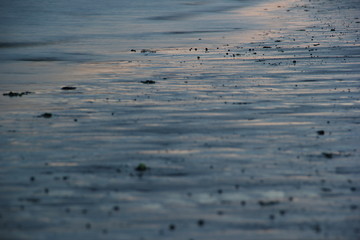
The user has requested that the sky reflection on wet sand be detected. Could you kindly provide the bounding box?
[1,0,360,239]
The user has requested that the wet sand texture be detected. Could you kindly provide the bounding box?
[0,0,360,239]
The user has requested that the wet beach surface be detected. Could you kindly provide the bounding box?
[0,0,360,239]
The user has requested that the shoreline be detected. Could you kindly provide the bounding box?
[1,0,360,239]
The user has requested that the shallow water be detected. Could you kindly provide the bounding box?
[0,0,264,62]
[1,0,360,239]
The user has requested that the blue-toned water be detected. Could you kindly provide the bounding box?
[2,0,360,239]
[0,0,263,62]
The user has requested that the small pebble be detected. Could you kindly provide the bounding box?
[350,205,358,210]
[279,210,286,215]
[141,80,156,84]
[317,130,325,135]
[322,152,333,159]
[169,224,176,231]
[313,224,321,233]
[38,113,52,118]
[61,86,76,90]
[197,219,205,227]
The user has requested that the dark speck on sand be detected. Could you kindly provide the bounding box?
[38,113,52,118]
[61,86,77,90]
[140,80,156,84]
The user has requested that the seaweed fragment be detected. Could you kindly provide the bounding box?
[3,91,32,97]
[135,163,149,172]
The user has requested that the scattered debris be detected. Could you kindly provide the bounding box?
[141,49,156,53]
[135,163,148,172]
[197,219,205,227]
[232,102,250,105]
[38,113,52,118]
[322,152,333,159]
[258,200,280,207]
[3,91,32,97]
[61,86,77,90]
[85,223,92,229]
[168,224,176,231]
[312,224,321,233]
[321,187,332,192]
[317,130,325,135]
[141,80,156,84]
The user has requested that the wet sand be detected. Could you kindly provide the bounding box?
[1,0,360,239]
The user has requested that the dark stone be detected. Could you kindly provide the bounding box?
[197,219,205,227]
[169,224,176,231]
[141,80,156,84]
[317,130,325,135]
[258,200,280,206]
[279,210,286,215]
[322,152,333,159]
[61,86,77,90]
[38,113,52,118]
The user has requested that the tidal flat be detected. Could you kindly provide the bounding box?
[0,0,359,239]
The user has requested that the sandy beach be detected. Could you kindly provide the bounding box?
[1,0,360,239]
